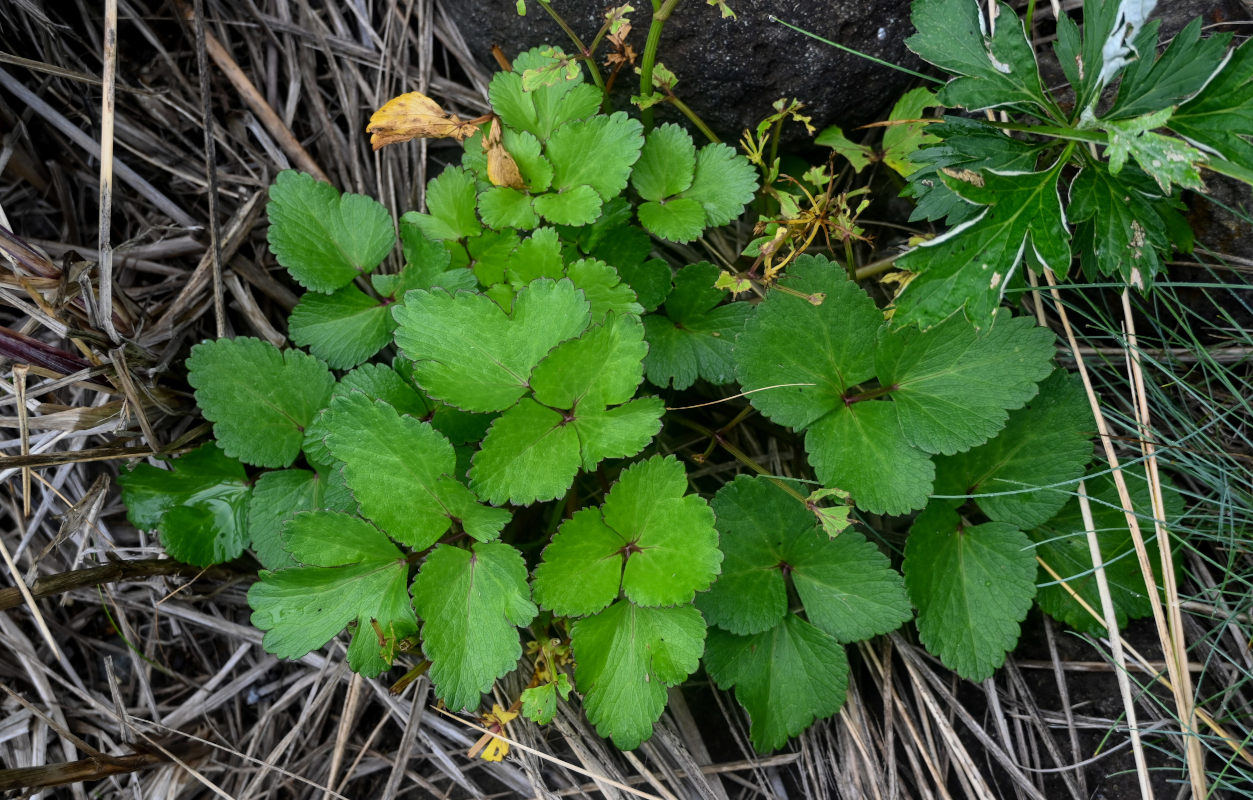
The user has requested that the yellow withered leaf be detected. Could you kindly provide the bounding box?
[367,92,479,150]
[485,118,526,189]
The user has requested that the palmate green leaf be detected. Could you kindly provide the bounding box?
[489,47,602,141]
[393,278,591,412]
[1170,38,1253,177]
[248,512,417,678]
[403,167,481,242]
[875,310,1056,455]
[288,284,393,370]
[1101,108,1205,193]
[532,455,719,615]
[1052,0,1135,112]
[531,313,647,409]
[678,142,758,227]
[1031,471,1183,633]
[248,468,356,570]
[903,505,1037,681]
[118,443,251,568]
[411,542,537,711]
[266,170,395,293]
[1067,161,1181,285]
[807,402,936,514]
[469,398,582,505]
[934,369,1091,530]
[570,601,705,749]
[704,614,849,753]
[907,0,1047,112]
[187,337,334,469]
[698,476,911,639]
[644,262,751,389]
[894,158,1070,329]
[1109,18,1232,121]
[323,392,510,547]
[546,112,644,203]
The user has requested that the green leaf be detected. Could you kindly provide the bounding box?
[520,673,572,724]
[699,476,911,639]
[637,198,707,243]
[1170,38,1253,176]
[533,455,719,614]
[393,278,591,412]
[479,186,540,230]
[631,123,696,200]
[467,229,522,286]
[288,284,393,370]
[907,0,1047,112]
[875,310,1056,455]
[248,512,417,677]
[1109,19,1231,120]
[302,362,434,468]
[503,127,554,191]
[644,262,751,389]
[904,506,1037,680]
[403,167,481,242]
[400,214,453,273]
[506,227,564,283]
[1101,108,1205,193]
[248,468,356,570]
[266,170,395,293]
[1031,471,1182,634]
[619,258,673,313]
[1067,161,1178,285]
[469,398,582,505]
[323,392,510,547]
[934,369,1091,529]
[565,258,644,321]
[815,125,872,172]
[546,112,644,201]
[489,48,602,140]
[411,542,537,710]
[882,87,941,177]
[531,314,647,409]
[118,443,251,568]
[894,158,1070,328]
[678,142,758,226]
[570,601,706,749]
[534,184,603,226]
[571,396,664,468]
[187,337,334,469]
[704,614,849,752]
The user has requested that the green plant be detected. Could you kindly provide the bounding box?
[119,26,1186,753]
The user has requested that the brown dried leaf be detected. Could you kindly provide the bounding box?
[485,118,525,189]
[367,92,479,150]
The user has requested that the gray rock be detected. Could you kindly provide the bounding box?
[446,0,924,142]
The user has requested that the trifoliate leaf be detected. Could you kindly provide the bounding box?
[903,505,1037,681]
[875,310,1056,455]
[411,542,538,710]
[934,369,1091,530]
[266,170,395,293]
[678,142,758,227]
[1170,38,1253,178]
[644,261,751,389]
[906,0,1047,112]
[404,167,481,242]
[570,601,705,749]
[1067,162,1177,285]
[532,455,719,614]
[894,158,1069,328]
[469,398,582,506]
[632,123,696,201]
[479,186,540,230]
[393,278,591,412]
[323,392,510,547]
[118,443,251,568]
[546,112,644,201]
[187,337,334,469]
[288,284,393,370]
[520,673,572,724]
[247,512,417,677]
[534,184,603,226]
[1031,471,1182,634]
[1109,19,1231,121]
[1101,108,1205,193]
[704,614,849,753]
[489,48,602,140]
[700,476,911,639]
[571,396,664,468]
[637,197,707,243]
[565,258,644,321]
[531,314,647,409]
[248,468,356,570]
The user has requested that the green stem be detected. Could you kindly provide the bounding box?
[537,1,607,96]
[665,91,720,143]
[639,0,681,130]
[984,119,1105,145]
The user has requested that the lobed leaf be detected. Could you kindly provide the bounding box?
[644,262,752,390]
[247,468,356,570]
[288,284,393,370]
